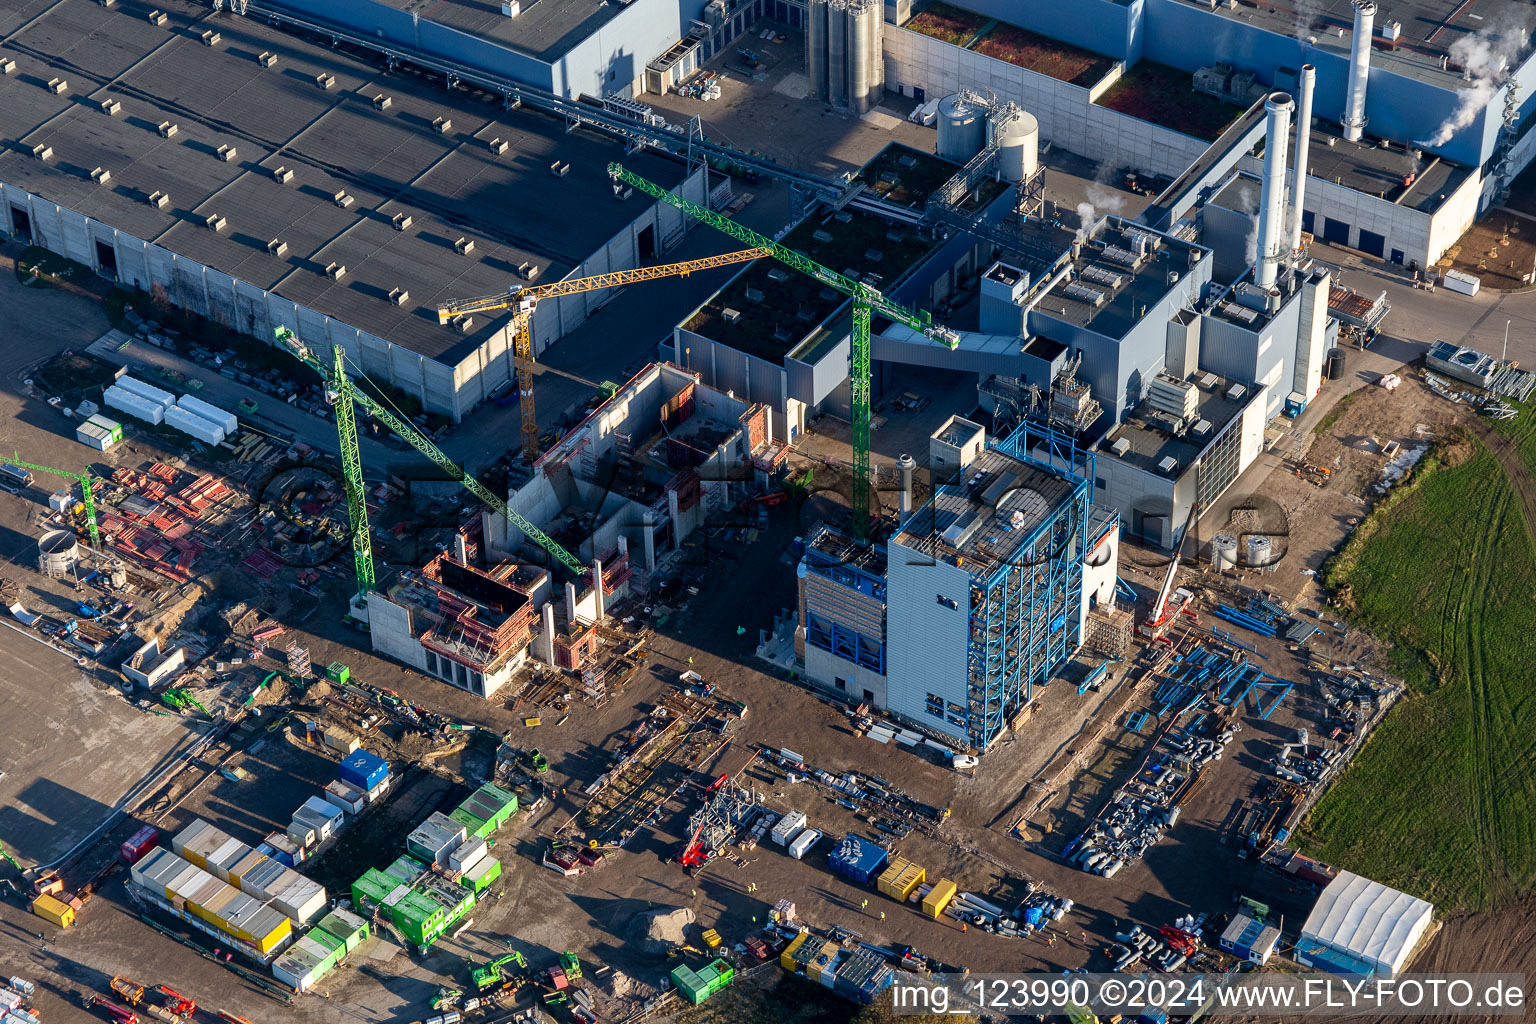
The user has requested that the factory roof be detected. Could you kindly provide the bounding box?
[1293,128,1470,213]
[1099,370,1254,477]
[1204,0,1532,86]
[681,145,989,363]
[805,524,888,578]
[0,0,683,366]
[1034,219,1206,339]
[895,447,1074,578]
[371,0,620,64]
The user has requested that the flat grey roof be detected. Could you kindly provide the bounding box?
[371,0,618,64]
[1296,128,1469,213]
[896,447,1073,579]
[1102,370,1251,476]
[0,0,683,365]
[1037,218,1204,338]
[1204,0,1531,86]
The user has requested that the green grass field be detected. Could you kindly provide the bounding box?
[1300,419,1536,911]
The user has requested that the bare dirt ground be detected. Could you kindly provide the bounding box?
[1446,208,1536,291]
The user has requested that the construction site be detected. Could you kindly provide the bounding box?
[3,0,1536,1022]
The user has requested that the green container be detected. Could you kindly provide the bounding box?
[449,807,492,840]
[460,855,501,894]
[326,662,350,684]
[307,927,344,954]
[385,854,428,884]
[317,908,370,953]
[352,869,396,909]
[704,959,734,988]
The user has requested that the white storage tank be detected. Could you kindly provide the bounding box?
[37,530,79,576]
[1245,534,1275,567]
[994,109,1040,183]
[1211,533,1239,571]
[937,94,986,162]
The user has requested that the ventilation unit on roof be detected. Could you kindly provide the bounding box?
[1081,265,1126,289]
[99,0,115,7]
[502,1,522,15]
[1111,437,1131,457]
[373,94,392,110]
[147,10,167,26]
[257,52,278,68]
[488,138,507,155]
[0,59,15,76]
[98,98,120,115]
[333,191,354,209]
[1199,372,1218,389]
[89,167,111,185]
[392,212,412,231]
[205,214,227,233]
[147,191,170,210]
[216,144,237,163]
[744,288,764,303]
[1102,245,1140,267]
[267,238,288,256]
[1191,418,1212,436]
[1064,283,1106,307]
[316,74,335,90]
[767,267,790,283]
[1226,384,1246,400]
[722,308,742,324]
[324,262,347,281]
[156,121,177,138]
[456,316,475,333]
[518,262,540,280]
[433,117,452,134]
[454,237,475,256]
[200,30,221,46]
[550,161,570,177]
[1221,301,1258,325]
[272,166,293,184]
[1157,455,1178,475]
[31,144,52,162]
[389,287,410,306]
[46,77,67,94]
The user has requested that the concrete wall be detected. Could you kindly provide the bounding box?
[803,643,890,707]
[366,593,429,672]
[883,26,1208,179]
[884,539,971,745]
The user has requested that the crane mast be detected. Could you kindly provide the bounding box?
[606,163,958,536]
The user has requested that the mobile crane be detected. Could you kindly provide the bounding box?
[437,248,769,460]
[274,327,587,616]
[607,163,960,537]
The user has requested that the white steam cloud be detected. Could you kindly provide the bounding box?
[1418,22,1531,148]
[1075,202,1096,243]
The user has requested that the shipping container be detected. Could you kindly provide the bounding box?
[877,859,925,900]
[87,413,123,439]
[788,828,821,860]
[0,464,31,488]
[163,406,224,445]
[31,894,73,927]
[921,878,957,918]
[103,387,165,425]
[116,376,175,408]
[408,813,467,867]
[770,810,807,845]
[448,837,488,874]
[323,780,366,816]
[76,421,116,451]
[120,825,160,865]
[448,808,490,841]
[316,907,370,953]
[829,834,889,884]
[175,394,238,434]
[338,750,389,791]
[460,855,501,894]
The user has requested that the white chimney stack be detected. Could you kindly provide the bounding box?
[1343,0,1376,142]
[897,453,915,523]
[1289,64,1316,253]
[1257,92,1294,290]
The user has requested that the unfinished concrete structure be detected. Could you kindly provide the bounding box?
[489,363,787,591]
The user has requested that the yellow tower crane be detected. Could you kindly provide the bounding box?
[437,247,771,459]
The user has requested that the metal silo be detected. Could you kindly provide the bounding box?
[936,93,985,162]
[827,0,848,107]
[994,108,1039,183]
[847,0,871,114]
[806,0,829,103]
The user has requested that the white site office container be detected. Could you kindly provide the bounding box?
[789,828,821,860]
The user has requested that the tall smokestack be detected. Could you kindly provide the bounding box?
[1256,92,1294,290]
[1342,1,1376,143]
[897,453,915,523]
[1289,64,1316,253]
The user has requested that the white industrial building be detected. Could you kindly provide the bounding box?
[1298,870,1435,976]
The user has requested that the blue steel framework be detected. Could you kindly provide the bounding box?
[962,422,1094,750]
[803,534,888,674]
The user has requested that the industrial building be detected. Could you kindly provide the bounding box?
[0,0,705,421]
[876,0,1533,268]
[1298,870,1436,976]
[798,422,1120,751]
[492,362,786,587]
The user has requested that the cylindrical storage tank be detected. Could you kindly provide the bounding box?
[806,0,828,102]
[38,529,80,576]
[826,0,847,106]
[1245,535,1274,567]
[1210,533,1239,572]
[937,94,985,162]
[995,110,1040,183]
[1326,347,1346,380]
[846,1,870,115]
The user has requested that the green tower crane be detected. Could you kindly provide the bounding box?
[11,454,101,547]
[607,163,958,536]
[274,328,585,614]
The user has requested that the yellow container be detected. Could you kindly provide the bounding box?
[32,893,75,927]
[876,857,910,897]
[780,932,807,971]
[894,863,926,899]
[921,878,956,918]
[251,917,293,954]
[702,928,721,948]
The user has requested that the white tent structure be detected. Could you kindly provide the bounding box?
[1298,870,1434,976]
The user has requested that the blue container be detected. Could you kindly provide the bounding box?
[339,749,389,790]
[828,834,889,884]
